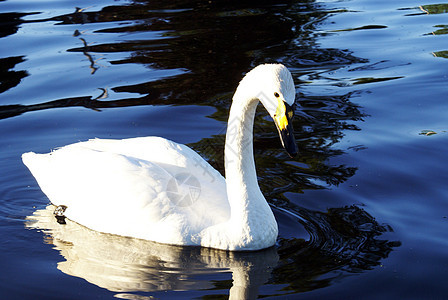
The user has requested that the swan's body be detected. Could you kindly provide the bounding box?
[23,64,297,251]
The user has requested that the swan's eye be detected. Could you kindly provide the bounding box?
[274,92,280,98]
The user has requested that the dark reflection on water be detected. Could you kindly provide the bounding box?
[0,12,32,37]
[273,205,400,294]
[0,56,28,94]
[0,0,366,109]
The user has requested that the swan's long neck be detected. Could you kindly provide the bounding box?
[224,92,267,223]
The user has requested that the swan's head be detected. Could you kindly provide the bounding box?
[238,64,298,157]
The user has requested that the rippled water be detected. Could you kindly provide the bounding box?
[1,0,447,298]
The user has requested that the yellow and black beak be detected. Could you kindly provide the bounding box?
[273,99,298,158]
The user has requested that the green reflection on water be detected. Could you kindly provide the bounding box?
[433,50,448,58]
[420,4,448,15]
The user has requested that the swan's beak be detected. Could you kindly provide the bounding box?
[273,100,298,158]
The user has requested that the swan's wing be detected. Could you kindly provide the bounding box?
[22,137,229,245]
[65,137,231,221]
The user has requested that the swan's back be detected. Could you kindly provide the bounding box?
[23,137,229,245]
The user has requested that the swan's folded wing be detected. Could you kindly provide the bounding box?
[23,139,230,245]
[69,137,231,226]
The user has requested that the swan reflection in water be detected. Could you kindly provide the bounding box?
[26,204,400,298]
[26,205,279,299]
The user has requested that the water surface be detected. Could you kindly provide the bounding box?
[1,0,447,299]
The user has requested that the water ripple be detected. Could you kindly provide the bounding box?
[272,205,400,293]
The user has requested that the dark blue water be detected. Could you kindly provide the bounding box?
[1,0,447,299]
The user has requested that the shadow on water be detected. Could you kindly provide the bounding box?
[1,0,402,297]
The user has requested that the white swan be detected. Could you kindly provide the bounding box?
[22,63,298,251]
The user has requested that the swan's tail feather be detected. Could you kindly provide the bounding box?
[22,152,42,176]
[22,151,60,205]
[22,152,49,178]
